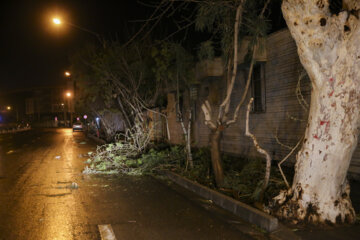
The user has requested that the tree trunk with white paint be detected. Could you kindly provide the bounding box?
[200,0,271,187]
[200,2,245,187]
[180,110,194,169]
[274,0,360,223]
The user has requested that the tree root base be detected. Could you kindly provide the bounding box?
[268,184,356,225]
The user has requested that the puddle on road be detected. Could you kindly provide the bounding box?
[42,193,72,198]
[57,181,72,184]
[40,182,80,198]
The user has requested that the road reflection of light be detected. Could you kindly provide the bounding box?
[63,128,74,169]
[44,128,76,239]
[44,200,74,239]
[63,128,73,136]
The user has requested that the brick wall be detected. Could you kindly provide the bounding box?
[165,28,360,178]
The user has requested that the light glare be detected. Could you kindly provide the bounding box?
[53,18,61,25]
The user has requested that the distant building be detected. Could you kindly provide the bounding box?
[0,85,74,126]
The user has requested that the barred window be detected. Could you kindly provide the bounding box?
[251,62,266,113]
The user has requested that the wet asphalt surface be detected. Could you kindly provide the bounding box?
[0,128,259,240]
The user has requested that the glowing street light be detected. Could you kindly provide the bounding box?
[66,92,72,97]
[52,18,61,25]
[6,106,11,110]
[65,71,71,77]
[50,16,104,47]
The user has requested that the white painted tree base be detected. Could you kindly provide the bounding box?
[273,0,360,223]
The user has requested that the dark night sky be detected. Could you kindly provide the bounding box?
[0,0,151,92]
[0,1,285,93]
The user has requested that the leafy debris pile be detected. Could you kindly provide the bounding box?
[83,144,185,175]
[83,143,289,204]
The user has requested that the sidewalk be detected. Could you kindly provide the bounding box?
[161,170,360,240]
[0,126,31,134]
[86,134,360,239]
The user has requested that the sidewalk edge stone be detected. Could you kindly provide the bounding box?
[87,133,106,145]
[163,170,278,232]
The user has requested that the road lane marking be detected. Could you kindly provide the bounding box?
[98,224,117,240]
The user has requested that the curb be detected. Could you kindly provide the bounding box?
[163,170,278,232]
[87,133,107,145]
[0,127,31,135]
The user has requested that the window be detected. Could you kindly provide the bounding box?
[251,62,266,113]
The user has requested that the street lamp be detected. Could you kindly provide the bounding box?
[64,70,75,102]
[52,18,61,25]
[6,106,19,122]
[65,91,73,126]
[51,16,104,46]
[64,71,76,128]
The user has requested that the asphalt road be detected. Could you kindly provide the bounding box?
[0,129,259,240]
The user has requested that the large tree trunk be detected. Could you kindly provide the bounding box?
[210,128,224,186]
[276,85,358,223]
[275,0,360,223]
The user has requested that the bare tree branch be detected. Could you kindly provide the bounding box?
[274,127,293,150]
[218,1,245,122]
[277,136,303,189]
[225,48,255,126]
[122,0,171,48]
[201,100,217,130]
[296,70,309,112]
[286,112,306,122]
[245,98,272,201]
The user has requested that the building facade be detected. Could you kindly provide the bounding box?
[164,28,360,179]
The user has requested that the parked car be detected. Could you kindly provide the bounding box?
[72,122,83,132]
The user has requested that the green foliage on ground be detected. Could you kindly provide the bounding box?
[83,143,186,175]
[173,147,289,204]
[83,144,289,205]
[222,158,288,204]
